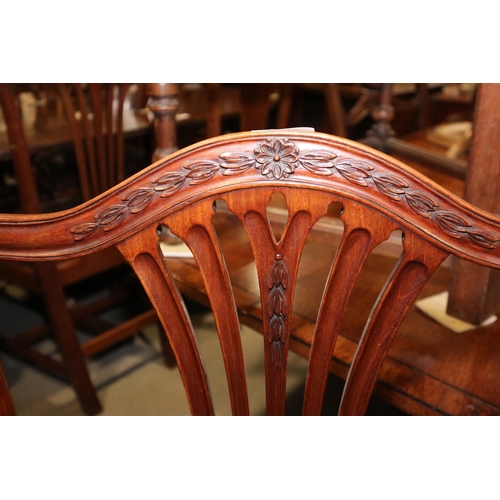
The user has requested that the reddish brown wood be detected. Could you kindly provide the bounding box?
[324,84,347,137]
[239,84,277,131]
[0,85,151,163]
[303,201,396,415]
[146,83,179,161]
[206,83,222,138]
[1,130,500,415]
[0,84,42,213]
[0,83,164,415]
[447,83,500,324]
[117,228,214,416]
[0,358,15,416]
[165,201,249,415]
[339,233,447,415]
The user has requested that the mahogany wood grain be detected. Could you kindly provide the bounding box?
[0,85,151,162]
[0,358,15,416]
[0,83,163,415]
[168,217,500,416]
[0,85,42,213]
[146,83,179,161]
[1,130,500,415]
[447,83,500,324]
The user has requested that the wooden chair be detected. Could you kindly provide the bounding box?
[0,83,171,415]
[1,128,500,415]
[0,358,15,415]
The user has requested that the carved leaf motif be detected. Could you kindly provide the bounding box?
[96,205,128,231]
[271,341,282,369]
[299,151,337,176]
[70,222,99,241]
[122,188,155,214]
[267,260,289,289]
[152,173,186,197]
[267,288,288,318]
[467,229,500,249]
[333,158,374,186]
[435,211,472,238]
[372,175,409,201]
[269,315,285,343]
[219,151,255,175]
[265,161,294,179]
[404,192,439,218]
[184,160,220,185]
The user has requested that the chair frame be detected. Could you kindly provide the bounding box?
[0,83,166,415]
[1,129,500,415]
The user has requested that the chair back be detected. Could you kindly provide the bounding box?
[0,83,144,213]
[0,359,15,416]
[56,83,132,201]
[1,130,500,415]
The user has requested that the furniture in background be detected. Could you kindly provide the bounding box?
[1,129,500,415]
[147,83,293,152]
[446,84,500,325]
[0,84,170,415]
[362,83,498,328]
[363,83,476,178]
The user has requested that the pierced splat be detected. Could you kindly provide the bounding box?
[303,198,398,415]
[266,192,289,243]
[2,129,500,416]
[223,187,335,415]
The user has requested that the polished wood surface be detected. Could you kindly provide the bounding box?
[0,358,15,416]
[447,83,500,324]
[1,130,499,415]
[0,83,162,415]
[0,84,151,161]
[168,209,500,415]
[147,83,180,161]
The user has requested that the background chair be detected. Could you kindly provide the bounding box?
[0,358,15,415]
[1,129,499,415]
[0,83,172,415]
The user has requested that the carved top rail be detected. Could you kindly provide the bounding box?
[0,130,499,268]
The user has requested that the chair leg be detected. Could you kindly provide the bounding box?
[0,357,16,415]
[35,262,102,415]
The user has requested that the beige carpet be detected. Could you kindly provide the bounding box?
[1,304,310,416]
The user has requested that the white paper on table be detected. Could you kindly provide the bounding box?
[416,291,497,334]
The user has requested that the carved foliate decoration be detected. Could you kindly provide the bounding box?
[266,254,289,369]
[70,137,500,249]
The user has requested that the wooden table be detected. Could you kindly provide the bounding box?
[165,206,500,416]
[0,87,152,161]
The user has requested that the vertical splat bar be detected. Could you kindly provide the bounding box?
[226,189,332,415]
[75,84,99,197]
[166,201,250,415]
[105,84,115,189]
[118,227,214,415]
[58,84,92,201]
[89,84,107,192]
[116,84,128,184]
[339,232,448,415]
[0,358,15,415]
[303,202,396,415]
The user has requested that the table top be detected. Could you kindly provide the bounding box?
[165,207,500,416]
